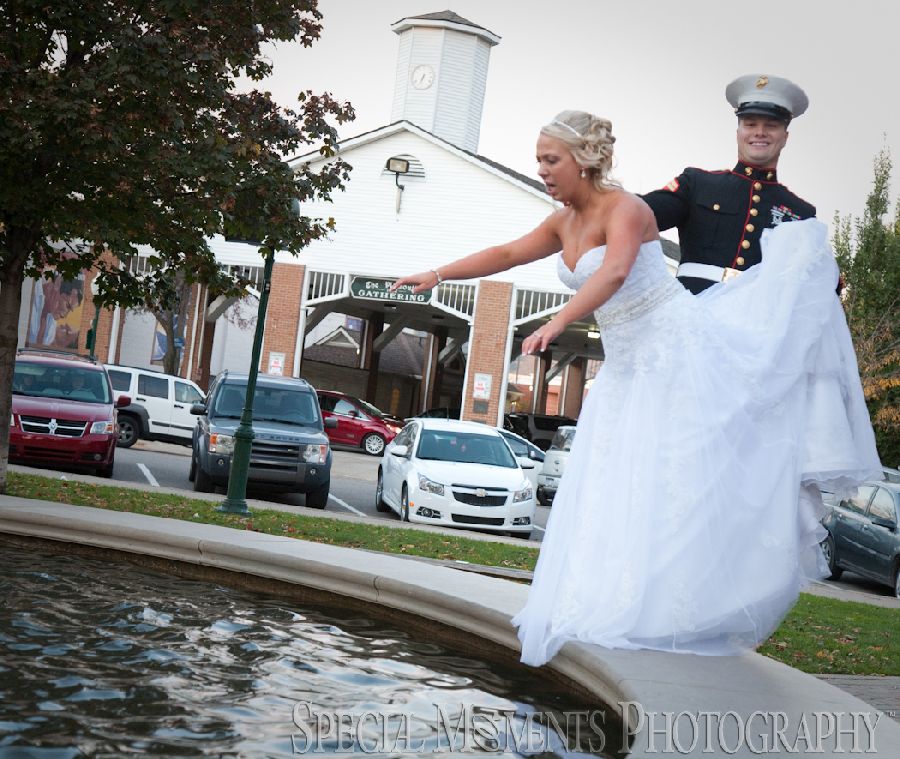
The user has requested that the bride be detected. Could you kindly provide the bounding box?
[391,110,882,666]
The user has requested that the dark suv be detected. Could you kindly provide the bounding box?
[10,349,130,477]
[189,372,335,508]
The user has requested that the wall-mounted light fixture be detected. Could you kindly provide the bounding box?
[385,157,410,213]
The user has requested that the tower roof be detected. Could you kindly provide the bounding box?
[391,9,500,45]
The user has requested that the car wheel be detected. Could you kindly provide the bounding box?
[116,415,139,448]
[362,433,386,456]
[193,461,214,493]
[305,480,329,510]
[375,469,391,512]
[821,534,843,580]
[537,492,552,507]
[400,485,410,522]
[893,562,900,600]
[510,530,532,540]
[188,453,196,483]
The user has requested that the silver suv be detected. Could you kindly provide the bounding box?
[189,372,336,509]
[105,364,205,448]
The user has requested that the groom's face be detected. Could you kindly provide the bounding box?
[736,116,789,167]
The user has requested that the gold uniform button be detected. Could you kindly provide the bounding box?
[713,203,720,211]
[766,172,774,180]
[750,208,759,216]
[745,223,755,232]
[741,240,751,250]
[744,167,753,175]
[752,194,761,203]
[736,257,745,266]
[753,181,762,190]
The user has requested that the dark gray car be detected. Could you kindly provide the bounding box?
[821,480,900,598]
[189,372,336,509]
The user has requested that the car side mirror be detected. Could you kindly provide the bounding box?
[324,416,338,429]
[390,445,409,457]
[190,403,207,415]
[871,516,897,531]
[115,394,131,408]
[521,460,535,470]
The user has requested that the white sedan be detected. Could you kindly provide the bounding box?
[376,419,536,539]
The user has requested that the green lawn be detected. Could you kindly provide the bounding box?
[4,472,898,675]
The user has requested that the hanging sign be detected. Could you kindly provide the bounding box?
[350,277,432,303]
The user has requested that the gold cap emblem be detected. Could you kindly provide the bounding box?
[756,75,769,89]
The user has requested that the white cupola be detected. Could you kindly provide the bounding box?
[390,10,501,153]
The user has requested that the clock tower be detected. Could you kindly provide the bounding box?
[390,11,501,153]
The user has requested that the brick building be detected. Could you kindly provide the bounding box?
[16,11,677,425]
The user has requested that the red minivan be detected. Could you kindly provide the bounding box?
[10,350,130,477]
[315,390,405,456]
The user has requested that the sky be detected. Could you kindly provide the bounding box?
[254,0,900,235]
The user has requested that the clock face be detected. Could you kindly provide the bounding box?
[411,64,435,90]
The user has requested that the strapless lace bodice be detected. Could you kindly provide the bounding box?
[557,240,685,330]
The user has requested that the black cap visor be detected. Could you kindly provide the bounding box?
[735,101,792,123]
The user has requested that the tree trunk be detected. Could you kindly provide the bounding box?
[0,241,30,494]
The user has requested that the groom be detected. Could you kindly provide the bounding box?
[642,74,816,294]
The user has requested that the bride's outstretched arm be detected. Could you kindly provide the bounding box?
[391,213,563,293]
[522,198,649,356]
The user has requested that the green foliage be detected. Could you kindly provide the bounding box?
[0,0,354,490]
[833,148,900,465]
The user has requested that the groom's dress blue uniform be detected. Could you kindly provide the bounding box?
[642,161,816,294]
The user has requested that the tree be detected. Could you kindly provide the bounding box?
[833,148,900,465]
[0,1,354,492]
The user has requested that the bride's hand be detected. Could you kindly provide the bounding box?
[522,320,564,356]
[390,270,439,294]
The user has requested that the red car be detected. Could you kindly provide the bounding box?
[316,390,405,456]
[10,350,130,477]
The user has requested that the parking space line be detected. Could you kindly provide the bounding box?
[328,493,365,516]
[532,524,545,533]
[137,463,159,487]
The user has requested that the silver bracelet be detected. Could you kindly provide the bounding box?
[432,268,443,286]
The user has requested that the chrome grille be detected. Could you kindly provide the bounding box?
[19,416,87,438]
[249,439,301,470]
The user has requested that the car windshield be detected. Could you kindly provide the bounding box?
[213,384,320,426]
[549,427,576,451]
[13,362,111,404]
[355,398,386,418]
[416,430,517,468]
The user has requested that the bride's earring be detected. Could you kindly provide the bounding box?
[580,169,587,179]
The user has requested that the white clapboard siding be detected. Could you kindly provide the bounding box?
[293,124,567,293]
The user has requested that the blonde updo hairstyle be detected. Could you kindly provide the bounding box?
[540,110,620,192]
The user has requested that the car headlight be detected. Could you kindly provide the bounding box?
[302,444,329,464]
[90,421,116,435]
[417,474,444,496]
[513,485,533,503]
[209,432,234,454]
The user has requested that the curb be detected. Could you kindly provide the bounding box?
[1,495,899,757]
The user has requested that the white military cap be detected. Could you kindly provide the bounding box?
[725,74,808,123]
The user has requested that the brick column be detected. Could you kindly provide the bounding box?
[560,356,586,418]
[79,265,116,361]
[462,280,513,424]
[262,262,305,375]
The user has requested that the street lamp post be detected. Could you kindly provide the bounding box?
[218,248,275,515]
[86,277,102,359]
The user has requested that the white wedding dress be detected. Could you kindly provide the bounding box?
[513,219,881,666]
